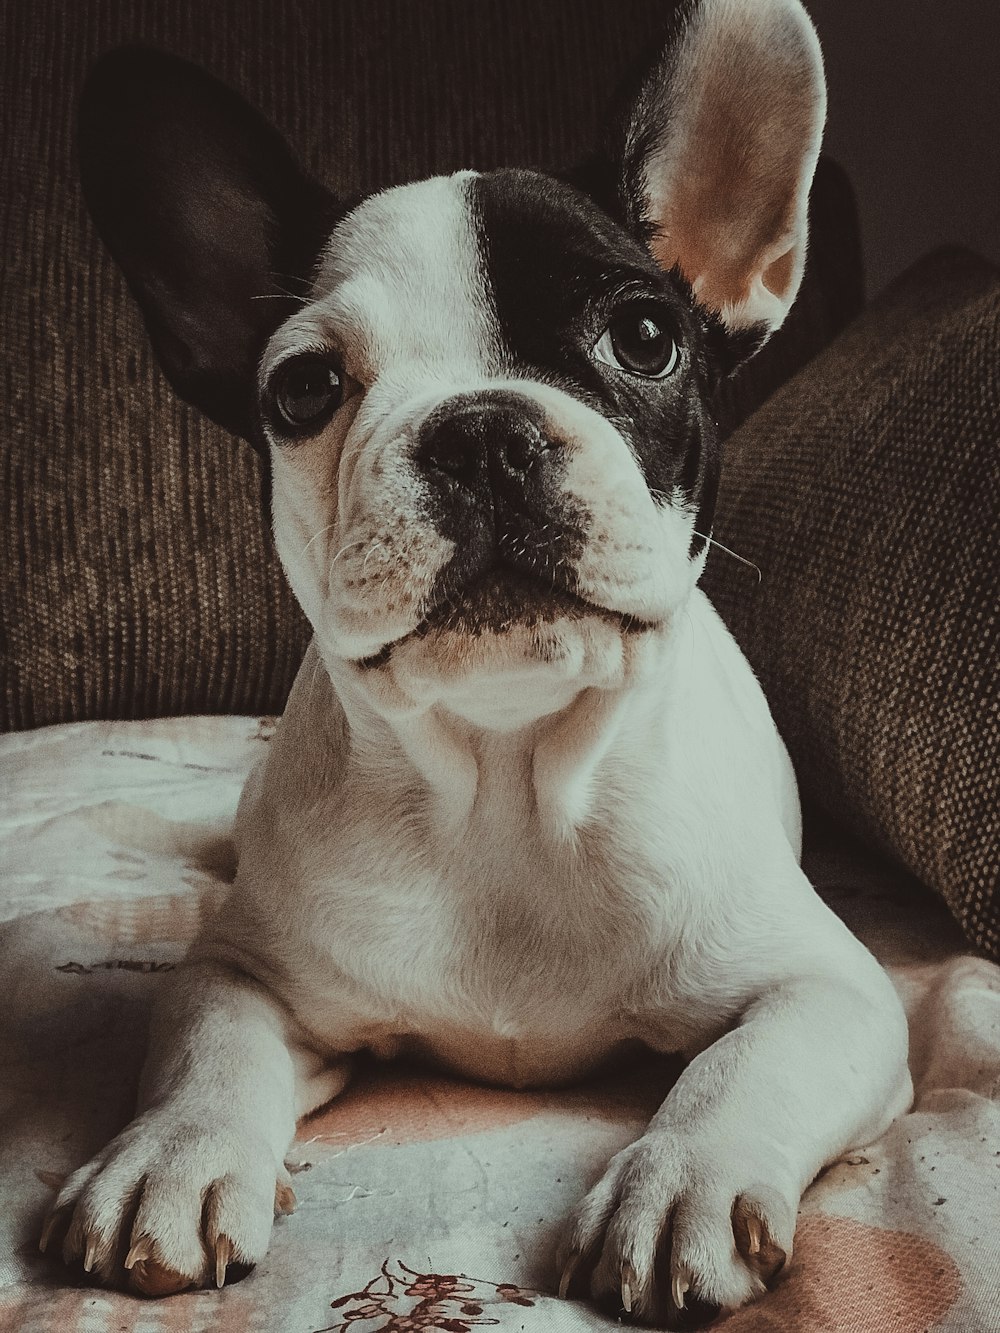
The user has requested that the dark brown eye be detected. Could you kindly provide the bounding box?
[271,356,342,433]
[594,306,679,379]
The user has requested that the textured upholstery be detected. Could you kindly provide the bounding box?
[1,0,860,729]
[704,249,1000,960]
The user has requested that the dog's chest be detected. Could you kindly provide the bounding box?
[294,817,678,1088]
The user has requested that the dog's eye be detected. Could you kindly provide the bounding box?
[593,307,679,379]
[270,356,342,434]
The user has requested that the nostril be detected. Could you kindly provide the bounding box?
[501,424,548,473]
[416,424,483,486]
[425,442,476,482]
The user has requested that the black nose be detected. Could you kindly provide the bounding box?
[415,391,554,495]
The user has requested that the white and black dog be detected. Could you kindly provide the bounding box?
[44,0,911,1324]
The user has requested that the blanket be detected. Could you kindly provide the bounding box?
[0,716,997,1332]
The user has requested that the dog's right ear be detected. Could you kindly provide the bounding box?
[78,47,337,443]
[614,0,825,343]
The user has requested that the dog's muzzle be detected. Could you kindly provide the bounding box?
[413,389,584,600]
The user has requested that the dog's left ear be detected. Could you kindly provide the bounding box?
[619,0,825,337]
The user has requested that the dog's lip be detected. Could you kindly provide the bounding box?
[354,569,657,670]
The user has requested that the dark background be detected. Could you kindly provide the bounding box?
[808,0,999,291]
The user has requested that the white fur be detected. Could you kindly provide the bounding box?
[49,5,910,1319]
[51,549,910,1310]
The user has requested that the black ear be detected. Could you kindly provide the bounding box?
[78,47,337,443]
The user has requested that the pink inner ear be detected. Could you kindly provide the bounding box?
[641,0,824,329]
[761,245,798,302]
[649,195,800,317]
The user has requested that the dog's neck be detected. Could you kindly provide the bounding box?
[316,614,692,847]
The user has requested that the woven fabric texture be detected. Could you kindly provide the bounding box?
[703,249,1000,960]
[1,0,860,730]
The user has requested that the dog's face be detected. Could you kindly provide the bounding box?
[80,0,824,721]
[263,170,722,710]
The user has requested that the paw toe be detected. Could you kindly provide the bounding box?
[731,1190,791,1284]
[39,1125,286,1294]
[559,1144,799,1328]
[128,1251,198,1298]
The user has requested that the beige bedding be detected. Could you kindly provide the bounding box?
[0,716,997,1331]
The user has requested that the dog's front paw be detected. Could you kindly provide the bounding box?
[557,1134,794,1328]
[39,1111,295,1295]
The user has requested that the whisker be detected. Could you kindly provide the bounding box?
[299,524,339,561]
[249,292,311,304]
[271,272,314,293]
[252,274,315,305]
[332,537,369,567]
[694,531,762,583]
[307,647,325,705]
[363,540,387,570]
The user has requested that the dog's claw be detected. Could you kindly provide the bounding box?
[83,1231,99,1273]
[38,1211,61,1255]
[214,1234,233,1288]
[124,1236,153,1270]
[672,1272,689,1311]
[274,1182,297,1216]
[621,1261,638,1313]
[732,1197,787,1282]
[558,1251,580,1300]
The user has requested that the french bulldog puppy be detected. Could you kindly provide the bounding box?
[45,1,911,1324]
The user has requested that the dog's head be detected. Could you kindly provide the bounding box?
[80,0,824,724]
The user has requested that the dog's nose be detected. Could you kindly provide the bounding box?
[415,391,554,496]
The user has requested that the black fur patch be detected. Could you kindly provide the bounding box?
[413,388,591,631]
[470,168,723,552]
[417,573,593,639]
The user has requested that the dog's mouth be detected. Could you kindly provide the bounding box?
[357,568,654,670]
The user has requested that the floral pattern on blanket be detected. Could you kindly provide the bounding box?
[321,1261,534,1331]
[0,716,996,1332]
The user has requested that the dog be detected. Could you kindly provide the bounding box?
[43,0,912,1324]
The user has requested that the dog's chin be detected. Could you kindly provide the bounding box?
[367,570,650,658]
[345,570,664,720]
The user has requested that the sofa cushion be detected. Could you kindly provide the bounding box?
[703,249,1000,960]
[1,0,861,730]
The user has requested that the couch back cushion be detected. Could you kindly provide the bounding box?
[703,249,1000,960]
